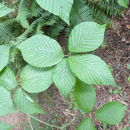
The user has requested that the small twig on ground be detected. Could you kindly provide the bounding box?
[29,115,75,130]
[29,115,61,129]
[27,115,34,130]
[103,123,107,130]
[115,56,130,78]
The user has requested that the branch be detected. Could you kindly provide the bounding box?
[29,115,75,130]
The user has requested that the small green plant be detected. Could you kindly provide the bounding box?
[75,80,127,129]
[0,0,128,129]
[85,0,129,24]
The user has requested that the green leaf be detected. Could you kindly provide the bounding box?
[0,67,17,90]
[70,0,93,27]
[0,87,16,116]
[18,35,64,67]
[13,88,45,114]
[74,80,96,113]
[53,59,76,97]
[20,65,53,93]
[0,122,13,130]
[16,0,32,29]
[117,0,129,8]
[68,22,105,52]
[95,102,127,124]
[0,44,10,71]
[68,54,116,86]
[128,77,130,83]
[0,3,13,17]
[35,0,73,24]
[77,118,96,130]
[127,64,130,70]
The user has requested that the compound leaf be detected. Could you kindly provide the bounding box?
[53,59,76,98]
[0,87,16,116]
[68,22,105,52]
[20,65,53,93]
[95,102,127,124]
[74,80,96,113]
[68,54,116,86]
[0,3,13,17]
[18,35,64,67]
[0,67,17,90]
[77,118,96,130]
[0,44,10,71]
[36,0,73,24]
[13,88,45,114]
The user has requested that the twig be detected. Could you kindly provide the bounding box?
[28,115,34,130]
[29,115,62,129]
[29,115,75,130]
[115,56,130,78]
[103,123,107,130]
[61,117,75,129]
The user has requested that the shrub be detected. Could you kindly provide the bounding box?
[0,0,128,129]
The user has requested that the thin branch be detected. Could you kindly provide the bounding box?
[29,115,75,130]
[29,115,62,129]
[103,123,107,130]
[28,115,34,130]
[61,117,75,129]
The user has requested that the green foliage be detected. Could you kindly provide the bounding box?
[70,0,127,25]
[68,22,105,52]
[127,64,130,70]
[47,20,66,39]
[0,0,128,129]
[0,20,14,44]
[76,96,127,128]
[70,0,93,27]
[87,0,126,24]
[35,0,74,24]
[0,122,13,130]
[16,0,40,28]
[128,77,130,83]
[18,35,64,67]
[53,59,76,97]
[0,3,13,17]
[74,80,96,113]
[68,54,116,86]
[117,0,129,8]
[16,0,30,28]
[77,118,96,130]
[0,67,17,90]
[0,87,16,116]
[95,102,127,124]
[20,65,53,93]
[13,88,45,114]
[0,44,10,71]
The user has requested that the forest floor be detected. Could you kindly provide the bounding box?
[0,9,130,130]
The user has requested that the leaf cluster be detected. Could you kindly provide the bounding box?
[0,0,128,129]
